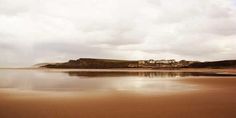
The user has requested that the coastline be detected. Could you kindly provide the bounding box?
[1,67,236,74]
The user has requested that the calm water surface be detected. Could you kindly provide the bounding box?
[0,69,235,96]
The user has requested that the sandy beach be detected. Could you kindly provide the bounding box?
[0,75,236,118]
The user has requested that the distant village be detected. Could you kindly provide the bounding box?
[135,59,198,68]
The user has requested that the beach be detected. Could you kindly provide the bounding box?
[0,69,236,118]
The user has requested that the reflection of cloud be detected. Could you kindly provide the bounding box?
[0,0,236,67]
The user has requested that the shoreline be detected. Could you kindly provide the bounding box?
[1,67,236,73]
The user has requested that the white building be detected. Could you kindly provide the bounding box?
[148,59,155,64]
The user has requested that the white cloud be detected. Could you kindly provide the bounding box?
[0,0,236,67]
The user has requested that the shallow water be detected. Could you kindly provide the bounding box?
[0,69,235,96]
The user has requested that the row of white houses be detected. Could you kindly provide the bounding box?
[139,59,177,65]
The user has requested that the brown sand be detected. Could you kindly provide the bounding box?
[0,77,236,118]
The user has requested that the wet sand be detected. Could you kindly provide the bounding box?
[0,77,236,118]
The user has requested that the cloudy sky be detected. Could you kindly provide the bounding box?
[0,0,236,67]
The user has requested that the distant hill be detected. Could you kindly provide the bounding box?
[42,58,139,69]
[187,60,236,68]
[40,58,236,69]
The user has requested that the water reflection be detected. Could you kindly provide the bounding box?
[0,69,235,95]
[66,71,236,78]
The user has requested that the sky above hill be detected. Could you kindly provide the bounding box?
[0,0,236,67]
